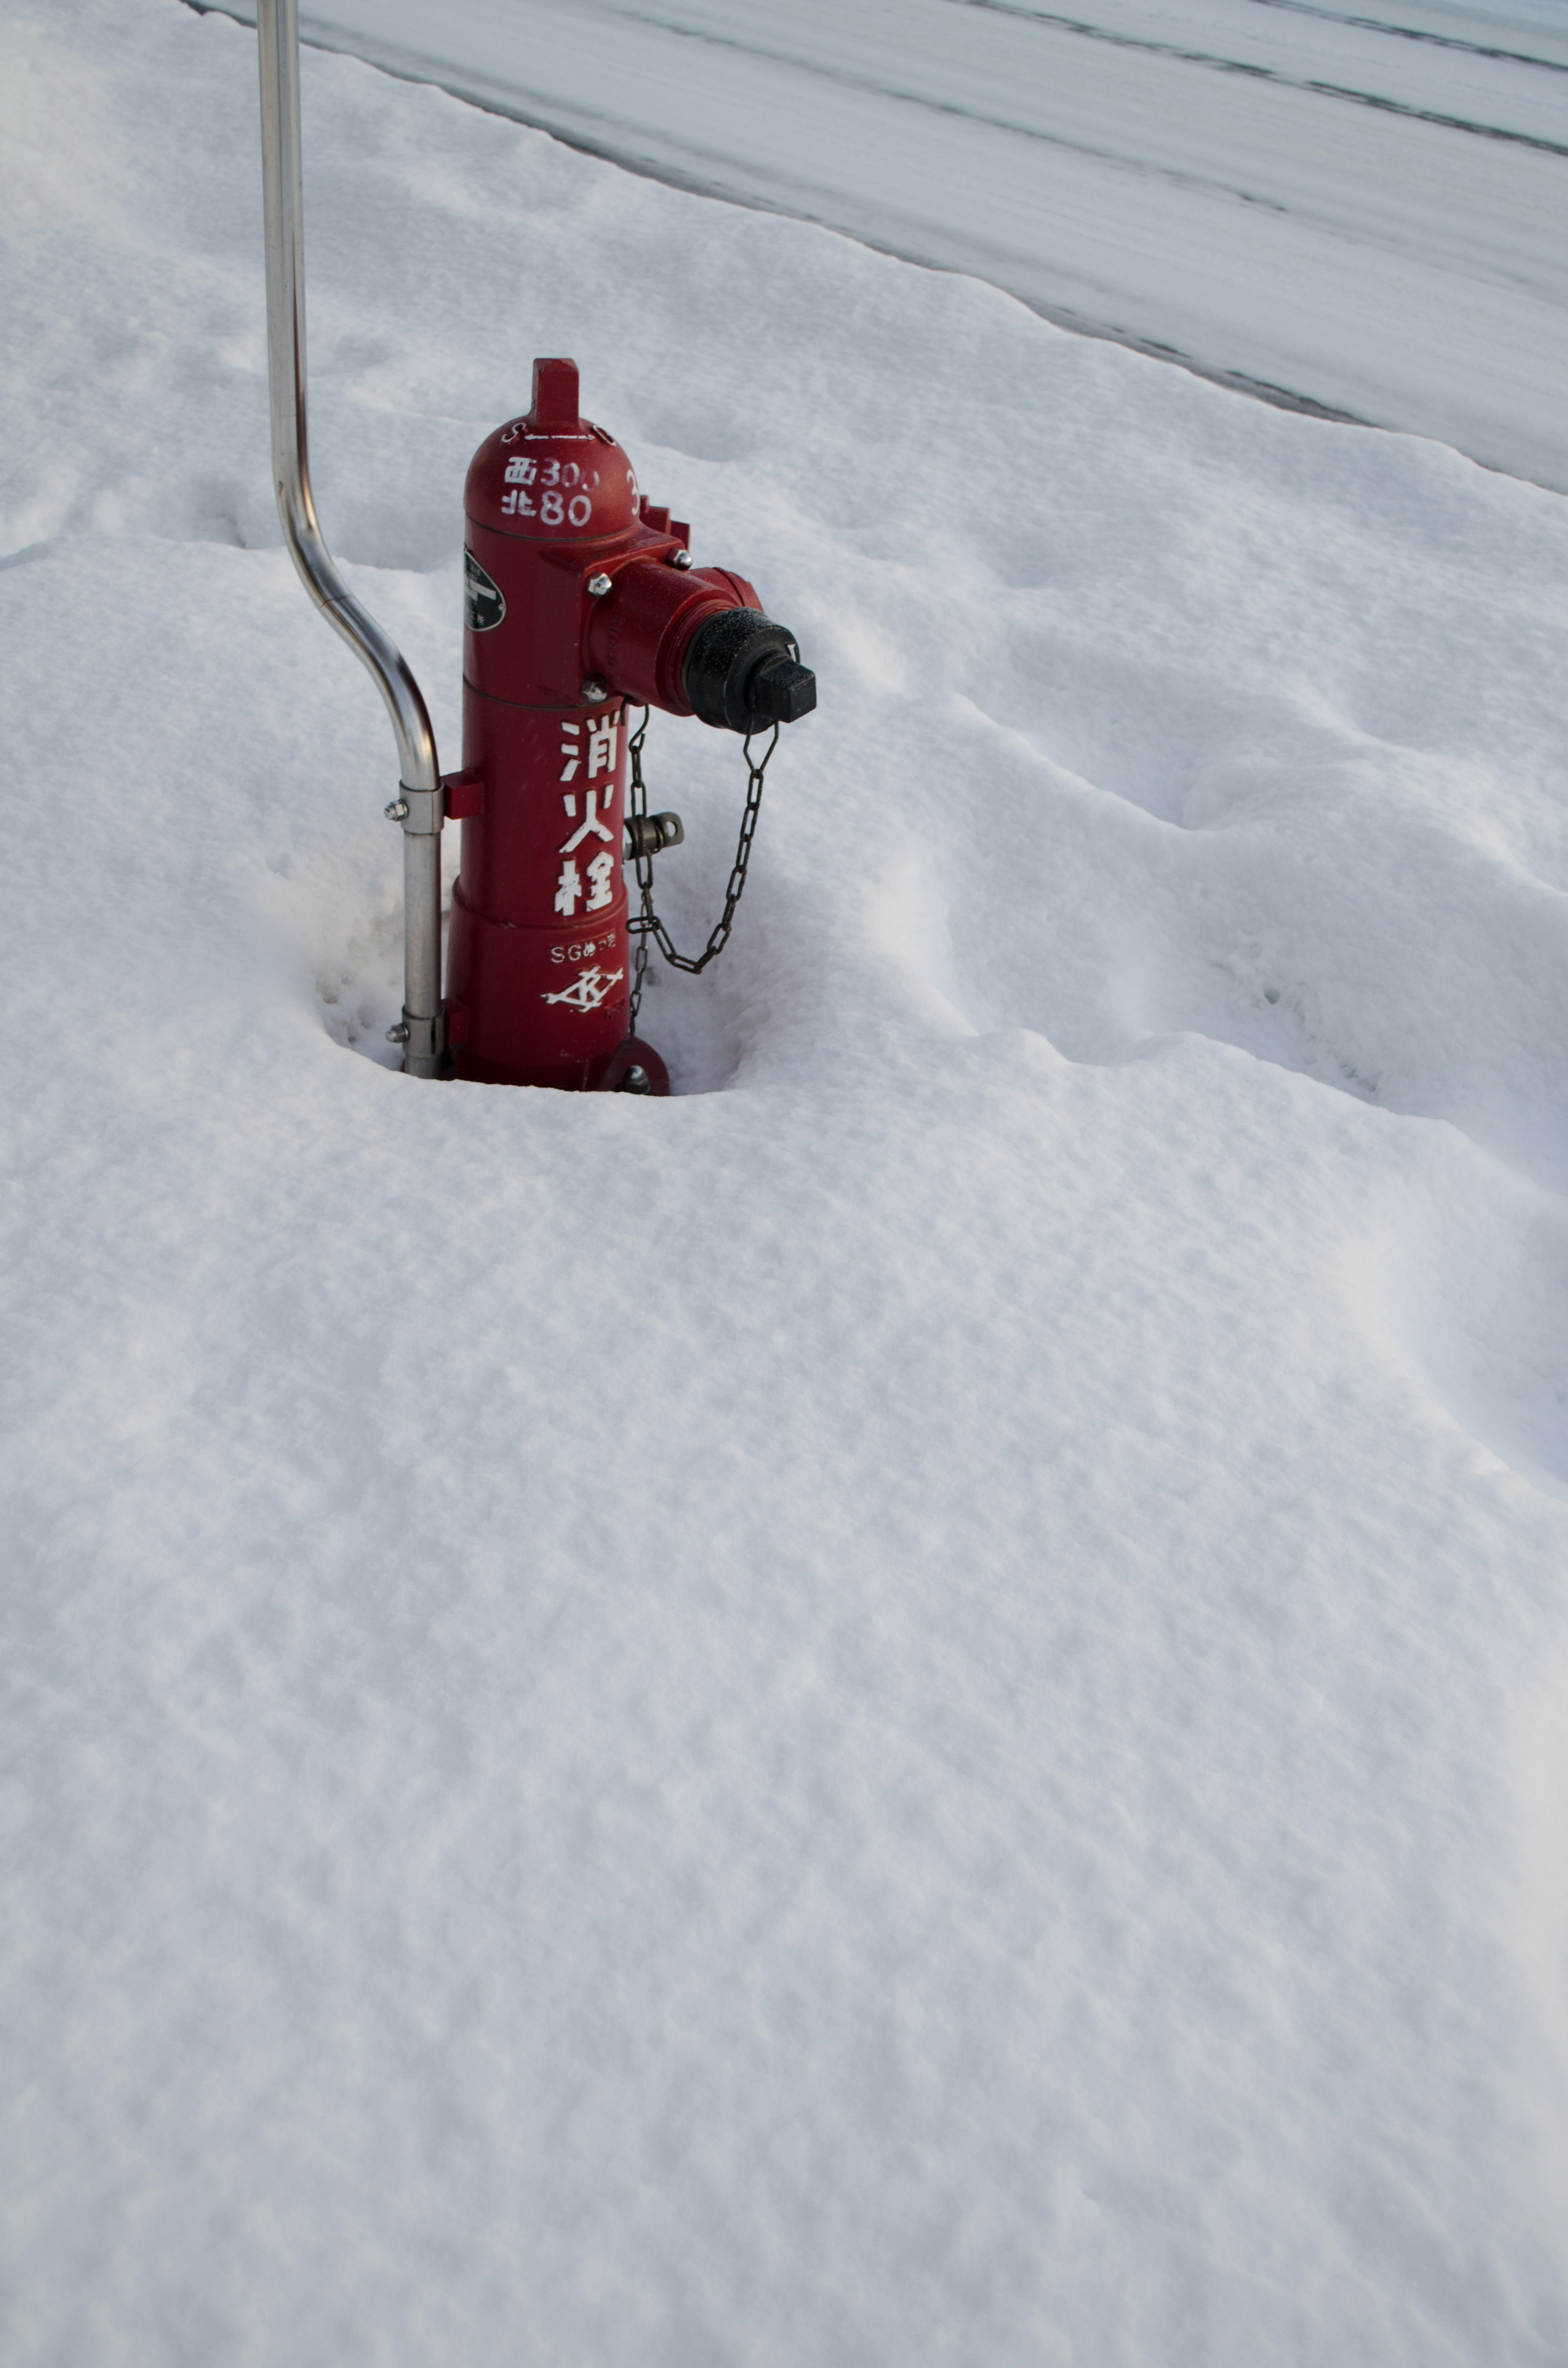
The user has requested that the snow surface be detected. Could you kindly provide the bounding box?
[5,0,1568,2360]
[211,0,1568,491]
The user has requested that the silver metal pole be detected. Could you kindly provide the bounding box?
[256,0,446,1076]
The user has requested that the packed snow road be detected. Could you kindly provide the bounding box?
[5,0,1568,2361]
[207,0,1568,488]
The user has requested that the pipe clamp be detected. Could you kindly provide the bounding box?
[396,787,445,834]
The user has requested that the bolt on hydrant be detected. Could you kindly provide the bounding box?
[256,0,813,1095]
[445,357,816,1094]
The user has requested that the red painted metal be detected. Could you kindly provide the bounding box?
[446,357,765,1091]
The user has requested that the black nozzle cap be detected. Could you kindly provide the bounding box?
[683,608,817,734]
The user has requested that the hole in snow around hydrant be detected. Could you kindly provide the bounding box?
[312,894,406,1072]
[310,896,748,1096]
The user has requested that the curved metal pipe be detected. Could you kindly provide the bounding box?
[256,0,446,1075]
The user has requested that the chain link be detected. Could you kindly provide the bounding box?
[625,705,779,1028]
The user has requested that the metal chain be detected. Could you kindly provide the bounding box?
[625,705,779,1028]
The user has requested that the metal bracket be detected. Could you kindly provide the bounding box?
[387,1007,448,1076]
[391,786,445,834]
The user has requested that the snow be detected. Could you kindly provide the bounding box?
[4,0,1568,2359]
[213,0,1568,491]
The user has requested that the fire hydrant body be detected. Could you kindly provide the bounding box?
[446,358,814,1091]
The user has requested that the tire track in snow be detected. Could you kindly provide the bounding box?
[1242,0,1568,75]
[949,0,1568,154]
[530,5,1316,210]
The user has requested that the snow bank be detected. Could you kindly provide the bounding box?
[3,1,1568,2360]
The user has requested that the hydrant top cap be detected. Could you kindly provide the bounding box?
[466,355,639,543]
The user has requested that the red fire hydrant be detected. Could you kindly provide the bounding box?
[444,357,815,1093]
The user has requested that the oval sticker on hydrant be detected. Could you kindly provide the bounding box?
[463,550,506,633]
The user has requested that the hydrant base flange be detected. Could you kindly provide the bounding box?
[603,1034,669,1097]
[445,1032,669,1096]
